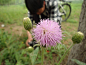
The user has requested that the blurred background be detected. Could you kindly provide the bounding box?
[0,0,84,65]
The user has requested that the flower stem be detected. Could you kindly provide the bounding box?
[57,44,74,65]
[33,44,40,48]
[41,47,44,65]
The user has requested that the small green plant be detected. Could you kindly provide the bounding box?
[0,30,29,65]
[44,43,67,60]
[0,41,31,65]
[0,30,17,65]
[0,29,6,50]
[0,29,15,50]
[0,30,40,65]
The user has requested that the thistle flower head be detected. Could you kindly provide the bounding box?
[23,17,32,31]
[32,19,62,48]
[72,31,84,44]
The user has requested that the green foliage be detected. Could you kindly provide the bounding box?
[0,29,16,50]
[0,5,28,24]
[0,29,6,49]
[57,44,74,65]
[44,44,67,62]
[52,44,67,58]
[71,59,86,65]
[0,30,28,65]
[0,30,40,65]
[0,30,17,65]
[0,41,30,65]
[29,47,39,65]
[0,0,11,5]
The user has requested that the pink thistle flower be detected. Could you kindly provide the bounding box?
[32,19,62,48]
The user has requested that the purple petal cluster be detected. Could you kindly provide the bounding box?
[32,19,62,48]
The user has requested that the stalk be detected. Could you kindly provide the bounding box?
[41,47,44,65]
[58,44,74,65]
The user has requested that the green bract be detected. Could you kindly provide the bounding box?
[26,46,34,53]
[23,17,32,31]
[72,31,84,44]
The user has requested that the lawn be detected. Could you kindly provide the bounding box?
[0,1,83,65]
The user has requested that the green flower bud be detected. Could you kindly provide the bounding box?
[23,17,32,31]
[26,46,34,53]
[72,31,84,44]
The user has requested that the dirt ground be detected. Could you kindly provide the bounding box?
[0,23,26,36]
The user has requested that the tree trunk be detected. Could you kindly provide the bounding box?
[67,0,86,65]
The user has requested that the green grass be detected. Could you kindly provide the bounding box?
[0,5,28,24]
[66,3,82,23]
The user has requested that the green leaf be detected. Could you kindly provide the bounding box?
[71,59,86,65]
[5,60,11,65]
[29,47,39,65]
[15,52,20,61]
[34,60,41,64]
[16,61,24,65]
[0,56,3,65]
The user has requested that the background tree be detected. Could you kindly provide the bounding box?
[67,0,86,65]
